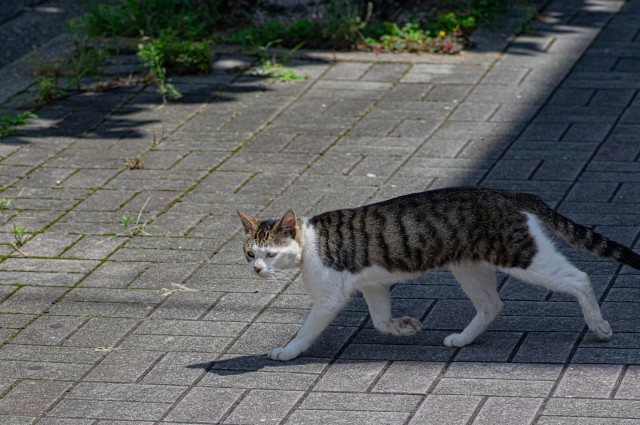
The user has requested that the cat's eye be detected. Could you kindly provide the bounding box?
[247,251,255,258]
[267,252,277,258]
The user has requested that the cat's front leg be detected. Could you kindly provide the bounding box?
[268,301,346,361]
[361,285,422,336]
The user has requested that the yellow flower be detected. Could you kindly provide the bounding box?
[439,30,446,37]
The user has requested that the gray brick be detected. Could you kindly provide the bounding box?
[473,396,543,425]
[487,159,540,180]
[402,64,486,84]
[409,395,482,425]
[12,315,85,345]
[67,382,185,403]
[0,287,67,314]
[615,366,640,399]
[434,377,554,397]
[314,360,386,392]
[390,119,439,138]
[164,387,244,423]
[555,364,623,398]
[543,398,640,419]
[86,350,161,383]
[141,352,211,385]
[151,291,222,320]
[201,369,317,391]
[454,331,522,363]
[224,389,303,425]
[324,62,371,80]
[204,293,275,322]
[0,345,102,364]
[373,361,443,394]
[64,317,138,348]
[120,334,231,352]
[49,399,170,422]
[0,360,91,380]
[533,159,585,181]
[0,380,71,416]
[300,392,420,412]
[286,410,409,425]
[537,417,639,425]
[512,332,579,363]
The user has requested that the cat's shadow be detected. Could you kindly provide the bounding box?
[188,354,333,376]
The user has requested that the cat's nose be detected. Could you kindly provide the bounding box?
[254,265,262,274]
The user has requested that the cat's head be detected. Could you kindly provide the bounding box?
[237,210,302,278]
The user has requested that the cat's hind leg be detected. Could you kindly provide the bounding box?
[504,214,612,341]
[445,263,503,347]
[361,285,422,336]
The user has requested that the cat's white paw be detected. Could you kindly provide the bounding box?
[444,333,471,348]
[378,316,422,336]
[591,320,613,341]
[268,346,300,361]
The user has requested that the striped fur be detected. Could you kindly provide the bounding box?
[243,187,640,274]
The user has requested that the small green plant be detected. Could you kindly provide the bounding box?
[34,76,62,105]
[247,39,306,82]
[120,212,148,237]
[68,0,232,40]
[0,198,11,211]
[10,225,29,247]
[119,198,151,237]
[0,113,38,138]
[154,35,212,75]
[137,40,182,104]
[28,44,106,106]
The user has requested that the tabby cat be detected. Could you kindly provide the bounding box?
[237,187,640,361]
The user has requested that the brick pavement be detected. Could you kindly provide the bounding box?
[0,0,639,423]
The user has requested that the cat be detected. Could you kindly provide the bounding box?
[237,187,640,361]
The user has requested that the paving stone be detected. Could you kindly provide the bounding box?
[301,392,421,412]
[12,315,85,345]
[141,352,212,385]
[555,364,623,398]
[473,396,543,425]
[543,398,640,419]
[286,410,409,425]
[433,376,554,397]
[313,360,387,392]
[63,317,138,348]
[408,395,483,425]
[48,399,171,422]
[0,345,102,364]
[200,369,317,391]
[0,360,91,380]
[512,332,579,363]
[67,382,185,403]
[0,380,71,416]
[224,389,303,425]
[0,287,67,314]
[85,350,162,383]
[372,361,443,394]
[615,366,640,399]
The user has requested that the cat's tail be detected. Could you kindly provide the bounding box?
[523,196,640,270]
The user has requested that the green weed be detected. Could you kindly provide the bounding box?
[68,0,234,40]
[246,39,306,82]
[152,35,212,75]
[10,225,29,247]
[0,198,11,211]
[0,112,38,138]
[137,40,182,104]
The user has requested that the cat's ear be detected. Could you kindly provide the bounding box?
[275,210,297,238]
[237,211,257,234]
